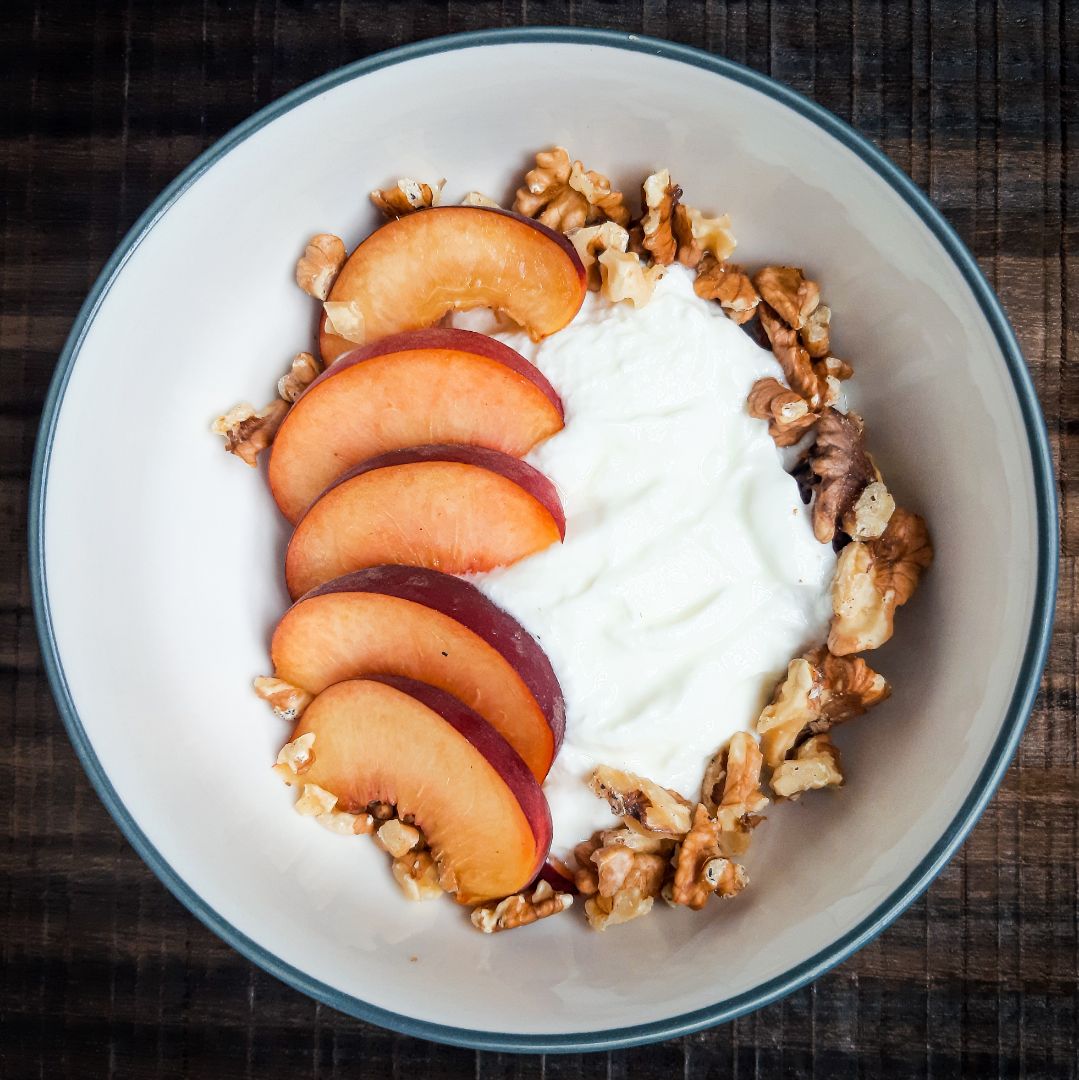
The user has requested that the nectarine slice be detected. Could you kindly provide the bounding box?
[269,328,564,523]
[324,206,586,345]
[272,566,565,779]
[285,445,565,598]
[289,676,552,903]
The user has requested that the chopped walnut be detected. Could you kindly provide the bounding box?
[370,177,445,218]
[829,542,893,654]
[801,304,832,358]
[273,730,315,779]
[592,845,668,898]
[589,766,693,837]
[255,677,313,723]
[295,233,346,301]
[673,205,738,269]
[694,254,760,324]
[757,650,890,767]
[471,879,574,933]
[277,352,322,403]
[747,377,819,447]
[597,823,674,855]
[567,221,630,291]
[842,479,896,541]
[771,735,844,799]
[322,300,366,345]
[640,169,680,265]
[700,732,769,856]
[828,509,933,654]
[513,148,628,232]
[753,266,821,332]
[460,190,501,208]
[670,804,722,909]
[316,809,374,836]
[598,248,664,308]
[211,399,288,468]
[756,658,821,768]
[584,890,655,930]
[567,161,631,227]
[375,818,422,859]
[670,805,750,909]
[758,303,823,408]
[391,850,444,901]
[294,783,338,817]
[809,408,893,544]
[817,355,854,381]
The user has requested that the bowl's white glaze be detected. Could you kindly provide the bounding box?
[31,30,1055,1051]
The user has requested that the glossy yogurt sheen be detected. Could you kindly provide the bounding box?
[455,266,835,858]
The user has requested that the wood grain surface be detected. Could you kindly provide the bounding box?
[2,1,1075,1076]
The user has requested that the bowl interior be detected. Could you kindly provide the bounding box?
[38,37,1046,1044]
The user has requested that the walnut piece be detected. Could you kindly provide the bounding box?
[212,400,288,467]
[370,177,445,218]
[567,221,630,291]
[375,818,422,859]
[255,676,313,723]
[278,352,322,403]
[589,766,693,837]
[513,148,628,231]
[640,169,680,265]
[801,304,832,358]
[295,233,346,300]
[673,205,737,268]
[273,730,315,778]
[809,408,894,544]
[322,299,366,345]
[294,783,338,817]
[584,890,655,930]
[756,658,820,768]
[756,650,890,767]
[391,850,444,901]
[828,508,933,654]
[460,190,501,208]
[471,879,574,933]
[771,735,844,799]
[670,804,749,909]
[712,732,768,843]
[747,377,819,447]
[598,248,664,307]
[694,254,760,324]
[753,266,821,332]
[758,302,824,408]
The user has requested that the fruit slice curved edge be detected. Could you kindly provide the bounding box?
[288,676,552,904]
[325,206,586,344]
[284,445,565,598]
[269,327,564,523]
[272,566,565,778]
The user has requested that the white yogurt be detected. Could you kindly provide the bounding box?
[454,267,835,857]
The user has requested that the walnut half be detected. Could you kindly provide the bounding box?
[756,649,890,768]
[589,766,693,838]
[211,400,288,467]
[669,804,748,909]
[694,254,760,324]
[471,879,574,933]
[809,408,894,544]
[747,377,819,447]
[828,508,933,654]
[771,735,843,799]
[295,233,346,301]
[513,147,628,232]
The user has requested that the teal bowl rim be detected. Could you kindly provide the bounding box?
[28,27,1058,1054]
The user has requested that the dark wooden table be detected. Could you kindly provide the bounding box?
[2,2,1075,1076]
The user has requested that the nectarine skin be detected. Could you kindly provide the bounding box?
[325,206,586,345]
[269,328,565,524]
[290,676,552,903]
[284,445,565,598]
[272,566,565,778]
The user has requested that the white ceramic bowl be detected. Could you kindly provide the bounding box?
[31,29,1056,1051]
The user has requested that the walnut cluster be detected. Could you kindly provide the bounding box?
[513,147,630,232]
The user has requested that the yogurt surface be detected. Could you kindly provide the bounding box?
[456,266,835,857]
